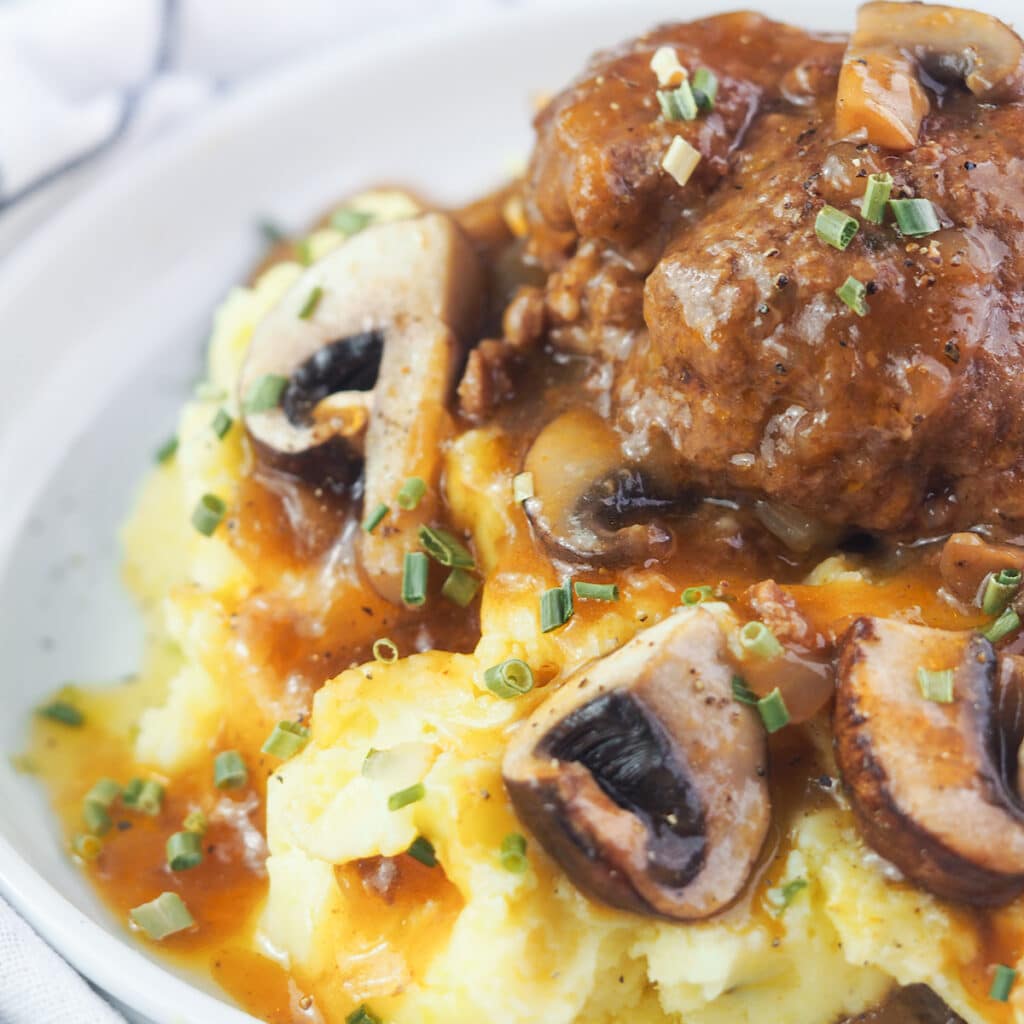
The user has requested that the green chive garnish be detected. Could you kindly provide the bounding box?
[155,436,179,464]
[739,621,784,659]
[540,584,573,632]
[983,607,1021,644]
[860,172,893,224]
[214,750,247,790]
[135,779,165,817]
[183,810,208,836]
[500,832,529,873]
[917,667,955,703]
[658,80,699,121]
[982,568,1021,616]
[296,238,314,266]
[211,408,233,440]
[757,688,791,733]
[682,585,714,605]
[166,830,203,871]
[396,476,427,511]
[85,778,121,809]
[129,892,194,940]
[512,472,534,503]
[362,502,389,533]
[243,373,288,414]
[331,208,374,236]
[418,525,475,569]
[692,67,718,110]
[731,675,759,705]
[83,802,112,837]
[815,205,859,250]
[441,568,480,608]
[298,285,323,320]
[191,493,226,537]
[407,836,437,867]
[372,637,399,663]
[402,551,429,607]
[261,721,310,760]
[573,581,619,602]
[889,197,941,237]
[991,964,1018,1002]
[836,276,869,317]
[388,782,426,812]
[72,833,103,861]
[766,876,807,913]
[37,700,84,727]
[484,658,535,699]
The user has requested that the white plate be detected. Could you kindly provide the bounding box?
[0,1,1019,1021]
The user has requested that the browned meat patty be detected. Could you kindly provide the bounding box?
[524,13,1024,535]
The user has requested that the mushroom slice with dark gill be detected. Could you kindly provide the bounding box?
[522,406,680,567]
[502,608,770,920]
[835,1,1024,150]
[835,617,1024,904]
[239,213,482,496]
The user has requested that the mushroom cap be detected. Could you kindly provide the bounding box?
[835,616,1024,905]
[502,608,770,921]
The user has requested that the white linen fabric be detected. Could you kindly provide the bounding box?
[0,0,519,1019]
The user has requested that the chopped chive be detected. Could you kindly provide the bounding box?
[37,700,84,727]
[396,476,427,510]
[402,551,429,607]
[362,502,389,533]
[298,285,323,320]
[739,621,784,660]
[72,833,103,861]
[211,408,233,440]
[658,80,699,121]
[836,276,869,317]
[214,750,248,790]
[361,748,385,778]
[889,197,941,237]
[441,568,480,608]
[484,658,535,699]
[732,675,759,705]
[262,720,310,760]
[682,585,714,605]
[331,208,375,236]
[982,607,1021,644]
[917,667,955,703]
[692,67,718,110]
[861,172,893,224]
[83,802,112,837]
[121,778,143,806]
[191,493,226,537]
[183,810,208,836]
[418,525,475,569]
[243,373,288,414]
[500,832,529,873]
[406,836,437,867]
[991,964,1018,1002]
[815,205,859,251]
[85,778,121,809]
[757,688,791,733]
[540,585,573,630]
[766,876,807,913]
[155,436,179,464]
[512,472,535,503]
[372,637,399,663]
[296,238,314,266]
[345,1006,381,1024]
[166,830,203,871]
[129,892,194,940]
[573,581,619,602]
[388,782,425,812]
[135,780,165,817]
[982,569,1021,616]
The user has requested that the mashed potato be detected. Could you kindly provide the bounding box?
[102,194,1024,1024]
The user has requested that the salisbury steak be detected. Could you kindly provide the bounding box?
[524,9,1024,534]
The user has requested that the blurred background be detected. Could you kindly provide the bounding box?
[0,0,534,258]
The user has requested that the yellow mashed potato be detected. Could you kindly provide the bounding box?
[99,193,1024,1024]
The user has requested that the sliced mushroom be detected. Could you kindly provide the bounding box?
[522,406,680,566]
[503,608,770,920]
[240,214,481,498]
[938,532,1024,604]
[835,616,1024,904]
[835,2,1024,150]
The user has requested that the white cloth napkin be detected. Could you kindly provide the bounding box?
[0,1,519,1019]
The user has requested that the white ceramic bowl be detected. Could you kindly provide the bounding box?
[0,1,1019,1020]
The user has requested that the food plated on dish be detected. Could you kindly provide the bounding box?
[20,1,1024,1021]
